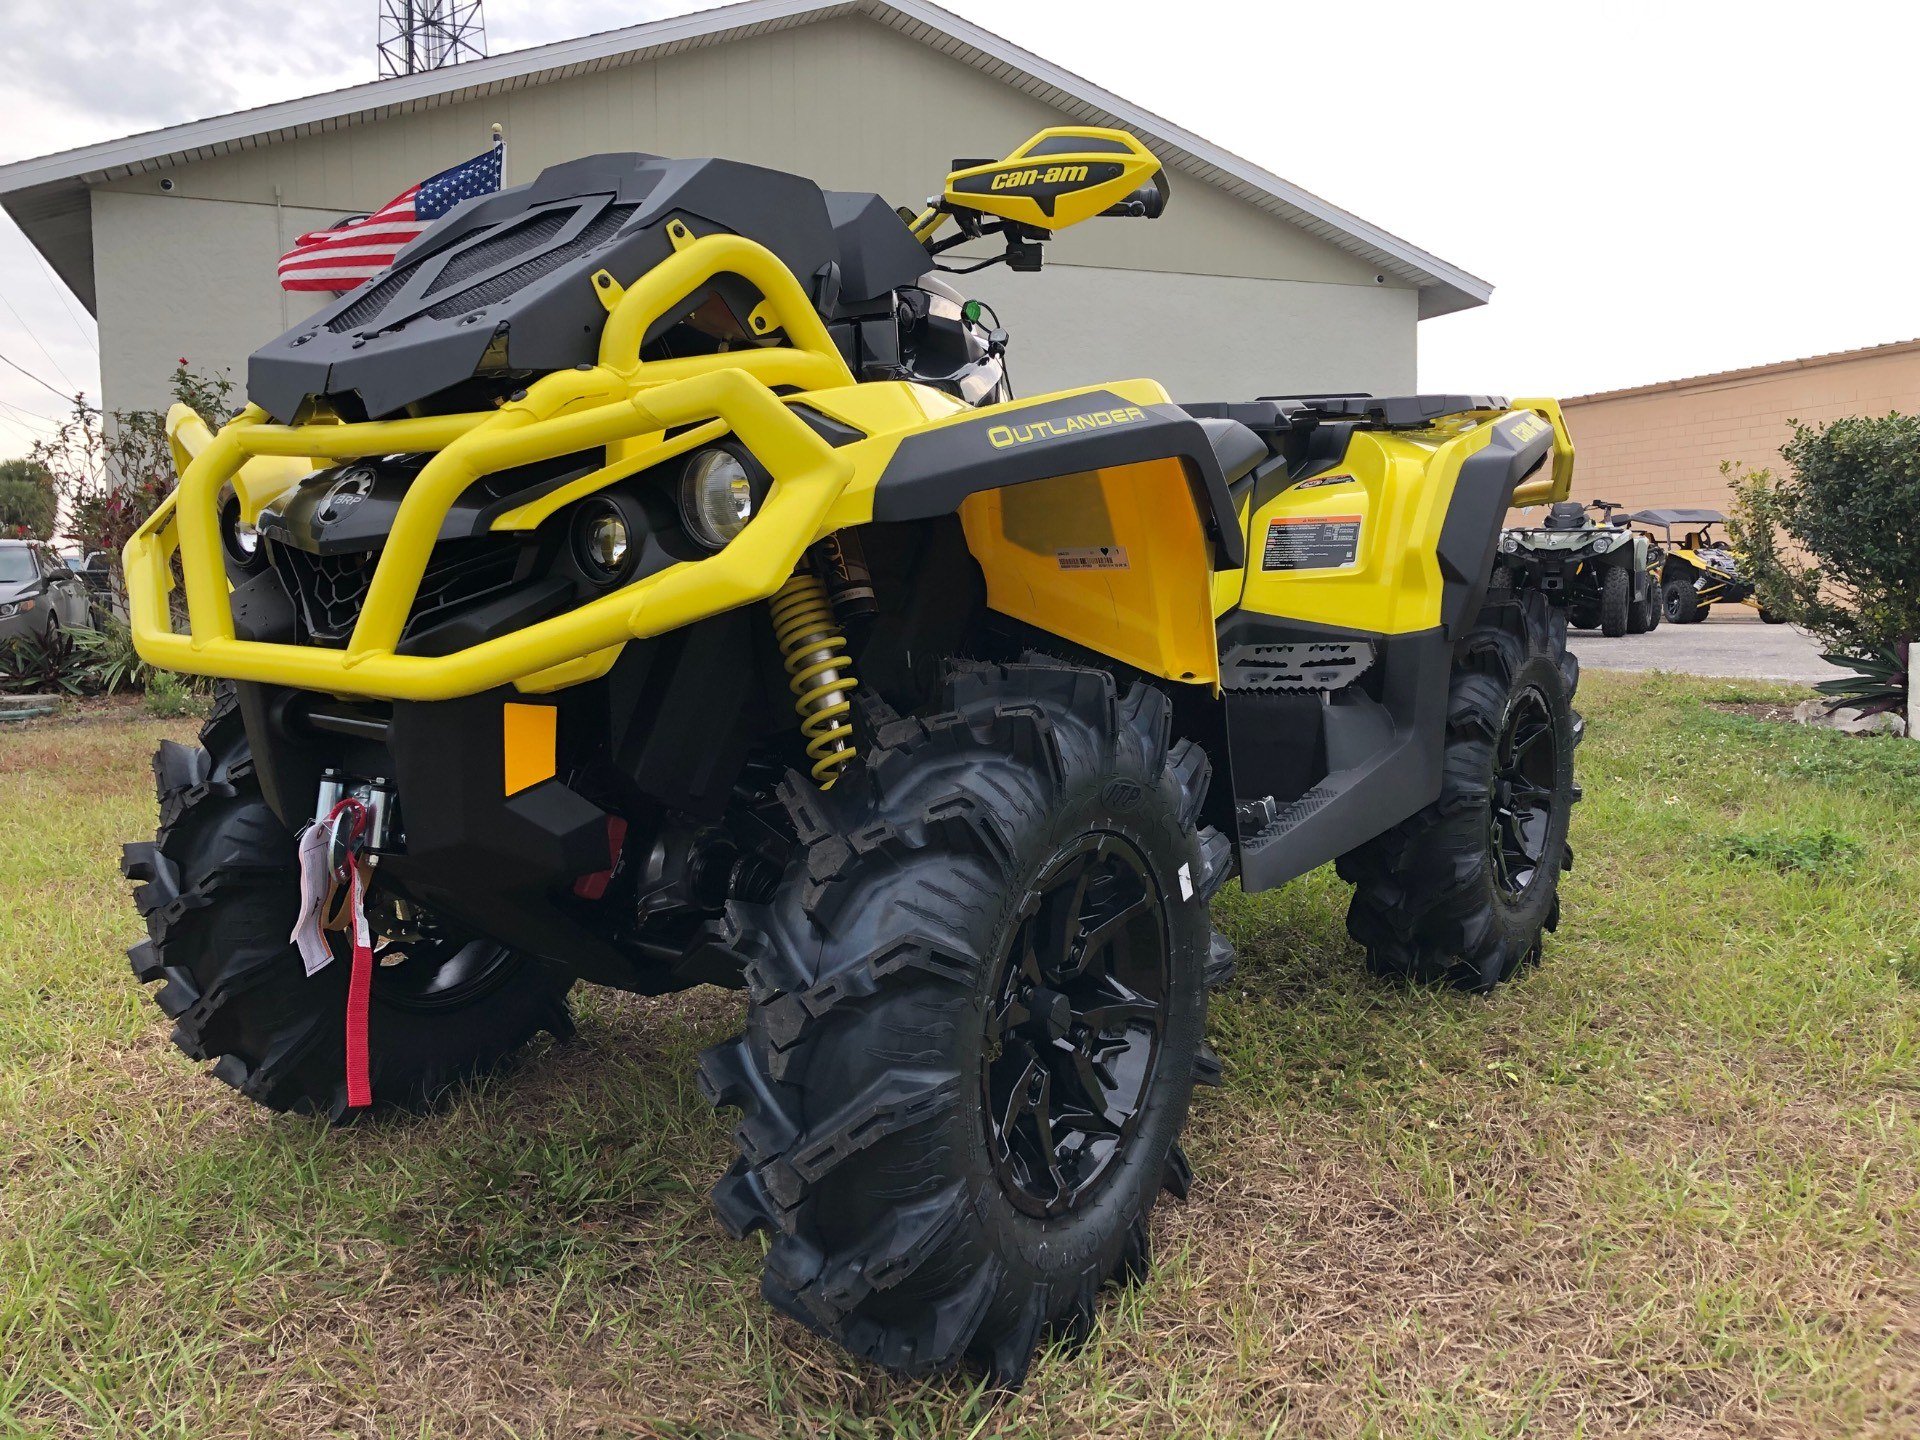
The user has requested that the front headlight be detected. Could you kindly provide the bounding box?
[1500,534,1520,553]
[0,601,15,619]
[1591,533,1617,553]
[678,448,758,550]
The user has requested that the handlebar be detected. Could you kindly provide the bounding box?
[1102,173,1170,219]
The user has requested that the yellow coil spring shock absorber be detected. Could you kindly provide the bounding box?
[770,570,858,788]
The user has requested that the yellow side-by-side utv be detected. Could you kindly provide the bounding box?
[1629,507,1781,623]
[123,128,1580,1383]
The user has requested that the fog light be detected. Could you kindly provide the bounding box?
[220,492,266,570]
[678,448,756,550]
[573,499,634,585]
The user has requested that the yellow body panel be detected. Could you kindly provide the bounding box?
[1229,401,1574,635]
[1211,495,1253,619]
[1237,424,1487,635]
[960,455,1219,686]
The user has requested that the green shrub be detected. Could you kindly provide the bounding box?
[1728,413,1920,712]
[141,670,201,719]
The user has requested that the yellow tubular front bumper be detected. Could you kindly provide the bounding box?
[127,233,858,703]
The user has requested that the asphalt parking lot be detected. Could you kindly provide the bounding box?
[1568,606,1835,683]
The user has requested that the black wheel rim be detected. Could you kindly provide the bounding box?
[1489,687,1561,902]
[1664,587,1683,620]
[983,834,1169,1218]
[332,907,522,1013]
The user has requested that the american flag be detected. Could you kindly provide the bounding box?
[277,142,505,293]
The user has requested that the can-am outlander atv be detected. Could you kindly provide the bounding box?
[123,129,1581,1383]
[1501,498,1658,636]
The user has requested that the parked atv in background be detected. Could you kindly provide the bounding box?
[1629,508,1779,624]
[1499,499,1658,636]
[122,128,1582,1384]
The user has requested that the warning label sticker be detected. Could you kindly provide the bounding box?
[1263,516,1362,572]
[1056,546,1130,571]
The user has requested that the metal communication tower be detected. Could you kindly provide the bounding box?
[378,1,488,78]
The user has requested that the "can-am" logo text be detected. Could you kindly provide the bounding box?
[990,164,1089,190]
[987,406,1147,449]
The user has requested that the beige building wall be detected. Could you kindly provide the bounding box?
[1514,340,1920,523]
[87,13,1416,416]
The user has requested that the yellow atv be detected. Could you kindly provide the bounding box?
[123,128,1580,1383]
[1630,507,1781,624]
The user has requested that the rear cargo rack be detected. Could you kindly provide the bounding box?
[1266,394,1510,428]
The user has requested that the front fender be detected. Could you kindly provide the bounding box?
[865,384,1241,686]
[869,387,1245,571]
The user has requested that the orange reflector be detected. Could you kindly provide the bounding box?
[502,703,557,796]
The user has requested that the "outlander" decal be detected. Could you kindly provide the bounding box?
[987,406,1148,449]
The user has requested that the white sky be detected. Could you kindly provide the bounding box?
[2,0,1917,459]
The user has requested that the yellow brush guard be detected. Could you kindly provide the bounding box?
[127,231,862,703]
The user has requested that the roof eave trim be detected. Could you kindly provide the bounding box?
[0,0,1491,313]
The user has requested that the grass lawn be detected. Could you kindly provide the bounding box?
[3,672,1919,1437]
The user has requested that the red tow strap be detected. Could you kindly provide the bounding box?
[342,853,374,1109]
[324,798,375,1110]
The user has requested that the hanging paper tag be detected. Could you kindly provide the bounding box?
[291,819,336,977]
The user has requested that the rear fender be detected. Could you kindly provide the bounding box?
[1235,409,1560,641]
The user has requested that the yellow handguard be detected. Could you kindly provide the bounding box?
[910,127,1165,244]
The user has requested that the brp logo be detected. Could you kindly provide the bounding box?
[317,469,375,524]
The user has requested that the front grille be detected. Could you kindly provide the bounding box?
[329,265,419,333]
[274,548,373,642]
[406,539,523,634]
[424,211,572,296]
[271,538,523,647]
[325,203,637,335]
[424,205,637,320]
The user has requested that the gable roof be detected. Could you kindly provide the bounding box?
[0,0,1491,318]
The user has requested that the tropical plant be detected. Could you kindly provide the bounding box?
[70,618,152,694]
[0,627,91,697]
[1814,640,1910,718]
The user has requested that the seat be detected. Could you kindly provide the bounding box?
[1195,416,1268,492]
[1543,501,1589,530]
